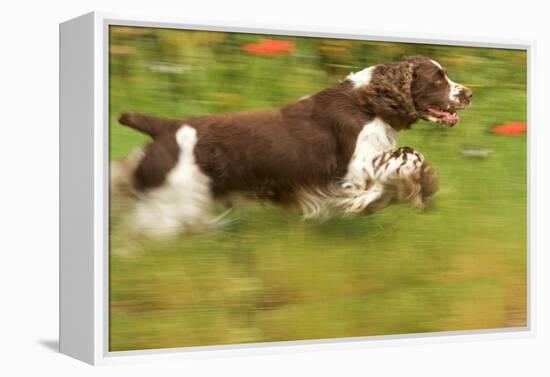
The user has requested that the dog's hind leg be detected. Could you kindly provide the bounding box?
[129,125,215,237]
[110,147,145,196]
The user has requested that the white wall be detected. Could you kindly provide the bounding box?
[1,0,548,375]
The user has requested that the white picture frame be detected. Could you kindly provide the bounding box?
[59,11,535,365]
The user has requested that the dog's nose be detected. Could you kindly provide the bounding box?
[461,87,473,102]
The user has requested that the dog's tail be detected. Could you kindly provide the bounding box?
[118,112,182,139]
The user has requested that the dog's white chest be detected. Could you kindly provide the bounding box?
[344,117,397,189]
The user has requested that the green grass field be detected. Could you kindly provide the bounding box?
[108,26,527,351]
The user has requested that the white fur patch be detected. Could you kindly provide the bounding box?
[343,117,397,189]
[130,125,213,236]
[337,118,398,212]
[447,76,464,103]
[346,66,376,88]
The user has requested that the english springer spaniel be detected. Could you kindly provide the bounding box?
[112,56,471,235]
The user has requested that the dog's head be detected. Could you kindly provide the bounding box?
[350,56,472,129]
[409,57,472,127]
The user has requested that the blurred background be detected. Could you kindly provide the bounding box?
[108,26,527,351]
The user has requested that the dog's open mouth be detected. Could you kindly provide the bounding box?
[424,107,459,127]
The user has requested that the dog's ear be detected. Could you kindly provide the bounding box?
[352,59,418,121]
[118,112,181,139]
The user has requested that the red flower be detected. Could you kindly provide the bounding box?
[491,121,527,135]
[242,39,295,55]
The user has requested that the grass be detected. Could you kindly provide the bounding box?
[108,26,527,351]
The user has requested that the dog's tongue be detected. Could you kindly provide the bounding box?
[428,107,459,124]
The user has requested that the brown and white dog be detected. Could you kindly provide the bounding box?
[112,55,471,235]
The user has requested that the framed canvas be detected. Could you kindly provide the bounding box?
[59,11,534,365]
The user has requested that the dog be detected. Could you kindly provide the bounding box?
[112,55,471,235]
